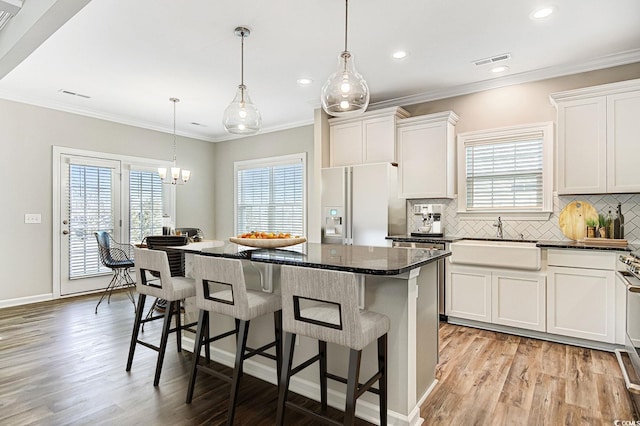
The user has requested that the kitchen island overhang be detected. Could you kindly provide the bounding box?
[166,242,449,426]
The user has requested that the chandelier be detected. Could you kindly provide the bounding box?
[158,98,191,185]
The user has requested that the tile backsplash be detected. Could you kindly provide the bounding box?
[407,193,640,244]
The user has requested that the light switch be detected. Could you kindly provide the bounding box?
[25,213,41,224]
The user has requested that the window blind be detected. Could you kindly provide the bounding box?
[69,164,113,278]
[129,170,163,244]
[465,137,543,210]
[236,160,304,236]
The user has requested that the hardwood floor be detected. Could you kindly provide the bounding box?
[423,323,637,425]
[0,292,636,425]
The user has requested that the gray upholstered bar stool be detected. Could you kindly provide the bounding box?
[186,255,282,426]
[276,265,390,426]
[126,247,197,386]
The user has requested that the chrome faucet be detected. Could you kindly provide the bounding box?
[493,217,503,239]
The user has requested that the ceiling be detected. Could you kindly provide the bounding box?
[0,0,639,142]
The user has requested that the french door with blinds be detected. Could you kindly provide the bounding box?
[56,149,172,297]
[60,155,122,295]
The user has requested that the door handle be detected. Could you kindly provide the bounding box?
[62,230,69,235]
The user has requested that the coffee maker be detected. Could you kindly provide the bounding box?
[411,204,444,237]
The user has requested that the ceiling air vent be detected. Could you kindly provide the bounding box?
[58,89,91,99]
[0,0,22,32]
[473,53,512,67]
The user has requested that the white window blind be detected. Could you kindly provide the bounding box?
[69,164,113,278]
[465,135,543,210]
[129,170,163,244]
[236,156,305,236]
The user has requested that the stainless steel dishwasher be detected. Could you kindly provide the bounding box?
[392,240,447,320]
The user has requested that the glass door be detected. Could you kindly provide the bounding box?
[59,155,122,295]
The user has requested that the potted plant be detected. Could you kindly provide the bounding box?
[598,213,612,238]
[585,217,598,238]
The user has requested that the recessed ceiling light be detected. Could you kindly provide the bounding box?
[491,65,509,73]
[297,78,313,86]
[531,6,554,19]
[392,51,408,60]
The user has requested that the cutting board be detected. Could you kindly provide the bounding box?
[558,201,599,241]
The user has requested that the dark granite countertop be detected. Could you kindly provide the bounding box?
[387,235,634,251]
[536,240,634,252]
[386,235,462,244]
[173,242,450,276]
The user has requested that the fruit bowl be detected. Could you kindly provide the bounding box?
[228,236,307,248]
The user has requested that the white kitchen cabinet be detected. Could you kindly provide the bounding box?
[329,106,409,167]
[492,270,546,332]
[551,79,640,194]
[396,111,458,199]
[446,264,491,323]
[546,249,616,343]
[447,262,546,332]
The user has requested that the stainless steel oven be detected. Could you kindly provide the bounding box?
[616,250,640,415]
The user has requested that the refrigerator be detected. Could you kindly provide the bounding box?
[321,162,406,247]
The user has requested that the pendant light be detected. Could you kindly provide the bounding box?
[223,26,261,135]
[158,98,191,185]
[321,0,369,117]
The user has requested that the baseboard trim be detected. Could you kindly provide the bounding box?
[182,336,421,426]
[0,293,53,309]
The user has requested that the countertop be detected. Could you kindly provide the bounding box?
[386,235,635,252]
[169,241,451,276]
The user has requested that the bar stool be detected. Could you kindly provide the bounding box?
[276,265,389,426]
[186,255,282,426]
[126,247,197,386]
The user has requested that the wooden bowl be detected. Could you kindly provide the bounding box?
[228,237,307,248]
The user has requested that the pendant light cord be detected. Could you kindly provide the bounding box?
[344,0,349,53]
[172,98,177,164]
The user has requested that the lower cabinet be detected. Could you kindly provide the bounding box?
[447,265,492,323]
[547,266,616,343]
[447,264,546,332]
[492,271,546,332]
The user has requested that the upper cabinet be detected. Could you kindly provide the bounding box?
[329,107,409,167]
[551,79,640,195]
[396,111,459,199]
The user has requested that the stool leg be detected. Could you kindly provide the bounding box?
[126,293,146,371]
[175,300,182,352]
[186,309,208,403]
[378,334,388,426]
[276,332,296,426]
[319,340,328,412]
[204,316,211,363]
[345,349,362,426]
[153,300,175,386]
[227,319,250,426]
[274,310,282,383]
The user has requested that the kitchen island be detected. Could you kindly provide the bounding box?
[169,242,449,426]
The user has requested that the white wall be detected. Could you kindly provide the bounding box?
[213,125,314,241]
[0,99,216,304]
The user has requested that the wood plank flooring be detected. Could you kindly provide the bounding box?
[424,323,637,425]
[0,291,637,425]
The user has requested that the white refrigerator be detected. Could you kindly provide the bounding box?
[321,162,406,247]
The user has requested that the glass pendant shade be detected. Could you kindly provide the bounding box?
[321,51,369,117]
[223,84,261,135]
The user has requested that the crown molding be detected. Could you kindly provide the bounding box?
[369,49,640,110]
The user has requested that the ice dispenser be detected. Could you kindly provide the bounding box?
[322,207,344,244]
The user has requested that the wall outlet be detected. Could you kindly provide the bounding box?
[25,213,41,224]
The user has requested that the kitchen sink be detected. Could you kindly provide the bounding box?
[449,239,541,270]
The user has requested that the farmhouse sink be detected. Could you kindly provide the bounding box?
[449,239,541,270]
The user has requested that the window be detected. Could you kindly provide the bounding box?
[235,153,306,236]
[457,122,553,219]
[68,163,114,278]
[129,170,164,244]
